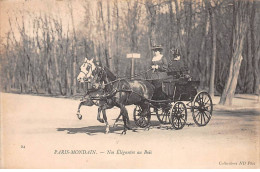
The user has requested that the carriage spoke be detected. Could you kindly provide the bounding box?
[162,114,165,121]
[204,111,212,118]
[195,111,201,119]
[180,117,186,123]
[201,112,206,124]
[179,108,184,114]
[197,94,201,103]
[204,98,210,105]
[204,107,212,113]
[194,109,200,113]
[203,112,210,120]
[203,94,208,103]
[204,105,211,109]
[179,119,183,127]
[199,94,203,104]
[198,112,201,123]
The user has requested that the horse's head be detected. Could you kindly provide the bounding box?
[77,58,96,83]
[77,58,105,89]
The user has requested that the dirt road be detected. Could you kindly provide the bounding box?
[1,93,259,169]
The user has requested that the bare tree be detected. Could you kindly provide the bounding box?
[219,0,251,105]
[208,0,217,98]
[68,0,78,95]
[251,1,260,95]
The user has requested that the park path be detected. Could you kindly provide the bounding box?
[1,93,259,169]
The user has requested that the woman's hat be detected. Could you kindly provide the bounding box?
[151,45,163,51]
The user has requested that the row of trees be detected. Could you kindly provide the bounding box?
[0,0,259,105]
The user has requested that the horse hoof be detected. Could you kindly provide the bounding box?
[121,131,126,135]
[105,126,110,134]
[98,119,105,123]
[77,113,82,120]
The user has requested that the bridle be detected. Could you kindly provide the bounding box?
[80,62,94,82]
[80,61,105,89]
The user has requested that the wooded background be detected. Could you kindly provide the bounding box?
[0,0,259,105]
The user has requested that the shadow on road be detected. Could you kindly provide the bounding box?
[57,115,182,135]
[56,125,130,135]
[234,94,259,101]
[56,118,196,135]
[215,109,260,117]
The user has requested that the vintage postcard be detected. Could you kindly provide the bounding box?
[0,0,259,169]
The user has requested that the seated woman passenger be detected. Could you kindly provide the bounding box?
[150,45,168,80]
[149,45,169,100]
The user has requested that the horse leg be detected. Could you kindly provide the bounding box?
[113,112,130,127]
[102,109,110,134]
[113,114,122,127]
[76,102,84,120]
[119,105,131,135]
[140,102,151,130]
[97,107,105,123]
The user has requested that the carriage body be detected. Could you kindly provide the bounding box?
[133,65,213,130]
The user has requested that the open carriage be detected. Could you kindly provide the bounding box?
[133,61,213,130]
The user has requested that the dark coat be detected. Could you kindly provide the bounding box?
[150,56,168,80]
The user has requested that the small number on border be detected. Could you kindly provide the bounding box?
[21,145,25,149]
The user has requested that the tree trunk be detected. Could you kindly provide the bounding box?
[69,0,77,95]
[209,2,216,98]
[168,0,174,49]
[174,0,186,60]
[219,1,250,105]
[244,27,253,93]
[107,0,113,72]
[145,0,157,49]
[251,1,259,95]
[114,0,119,75]
[98,0,110,69]
[198,0,210,89]
[184,0,192,66]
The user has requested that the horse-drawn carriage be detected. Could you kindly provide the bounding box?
[77,57,213,134]
[132,58,213,130]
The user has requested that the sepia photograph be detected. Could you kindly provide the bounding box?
[0,0,259,169]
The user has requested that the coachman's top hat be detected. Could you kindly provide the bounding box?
[151,45,163,51]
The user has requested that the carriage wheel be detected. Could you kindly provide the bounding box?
[133,105,151,128]
[156,108,171,124]
[192,91,213,126]
[170,102,187,130]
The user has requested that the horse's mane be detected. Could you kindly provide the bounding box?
[103,66,117,81]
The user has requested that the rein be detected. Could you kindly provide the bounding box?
[103,68,153,86]
[80,64,153,101]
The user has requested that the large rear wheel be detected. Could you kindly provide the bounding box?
[192,91,213,126]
